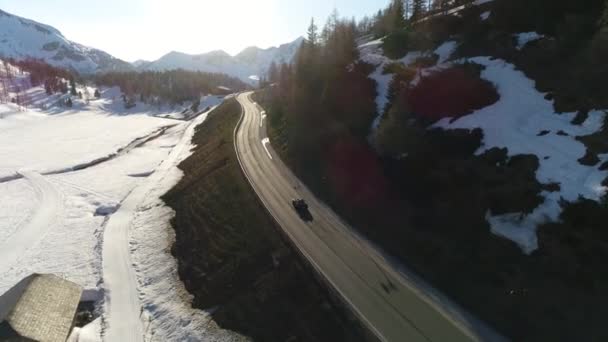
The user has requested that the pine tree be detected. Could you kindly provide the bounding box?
[404,0,413,20]
[391,0,407,29]
[4,60,13,82]
[432,0,450,14]
[191,98,200,112]
[267,62,279,83]
[14,85,22,110]
[356,15,372,35]
[45,80,52,95]
[412,0,426,20]
[307,18,319,46]
[321,17,332,44]
[69,78,77,96]
[600,0,608,30]
[83,86,91,101]
[372,9,386,37]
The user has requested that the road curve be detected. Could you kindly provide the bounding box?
[235,92,504,342]
[101,111,210,342]
[0,171,62,275]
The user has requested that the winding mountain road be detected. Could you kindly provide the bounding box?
[235,92,504,342]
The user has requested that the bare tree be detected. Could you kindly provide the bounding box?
[14,85,23,111]
[0,61,7,103]
[83,84,91,104]
[3,59,14,94]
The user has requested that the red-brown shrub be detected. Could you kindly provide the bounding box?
[408,66,499,121]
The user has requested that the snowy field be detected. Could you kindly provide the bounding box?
[0,104,175,180]
[0,88,181,289]
[0,76,241,340]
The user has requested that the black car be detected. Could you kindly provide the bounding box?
[292,199,313,221]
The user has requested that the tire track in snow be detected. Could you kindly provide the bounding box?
[101,112,210,342]
[0,171,63,275]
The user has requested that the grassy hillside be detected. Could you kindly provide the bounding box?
[162,98,367,342]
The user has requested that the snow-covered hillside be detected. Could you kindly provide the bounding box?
[139,37,304,83]
[131,59,149,68]
[360,33,608,254]
[0,9,132,74]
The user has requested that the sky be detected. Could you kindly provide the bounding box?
[0,0,390,62]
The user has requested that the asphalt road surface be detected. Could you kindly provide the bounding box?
[235,92,505,342]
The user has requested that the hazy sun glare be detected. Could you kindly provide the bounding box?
[0,0,390,61]
[141,0,280,57]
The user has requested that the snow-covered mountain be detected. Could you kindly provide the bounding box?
[0,9,132,74]
[131,59,150,68]
[0,7,302,81]
[138,37,304,83]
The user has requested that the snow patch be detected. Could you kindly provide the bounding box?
[399,51,425,65]
[434,41,458,64]
[434,57,608,253]
[358,38,384,49]
[69,317,103,342]
[360,44,425,133]
[199,95,224,112]
[515,32,545,50]
[360,37,460,138]
[128,108,246,341]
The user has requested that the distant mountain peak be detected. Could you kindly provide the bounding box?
[0,8,132,73]
[0,8,302,80]
[131,59,150,68]
[238,46,263,55]
[206,50,231,57]
[140,37,304,84]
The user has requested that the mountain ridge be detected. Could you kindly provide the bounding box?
[0,8,133,74]
[0,8,303,82]
[138,37,304,83]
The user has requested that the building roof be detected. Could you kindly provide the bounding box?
[0,274,83,342]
